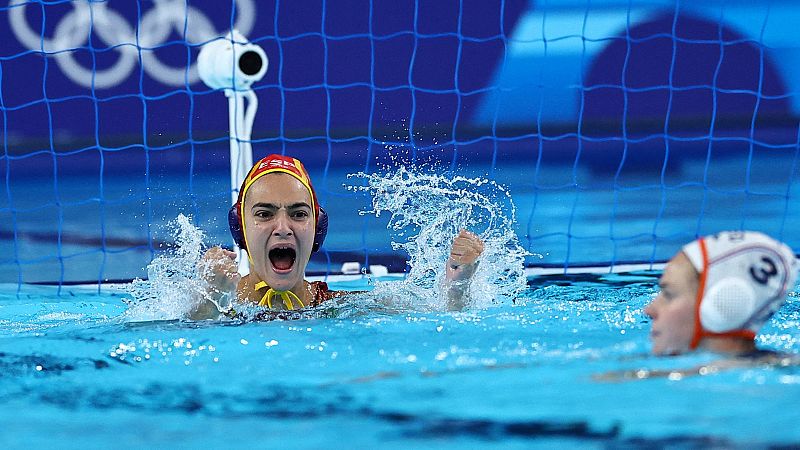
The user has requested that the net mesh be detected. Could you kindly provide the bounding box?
[0,0,798,287]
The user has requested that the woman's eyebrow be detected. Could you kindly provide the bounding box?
[251,202,278,210]
[250,202,311,210]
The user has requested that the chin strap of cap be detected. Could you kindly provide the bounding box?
[254,281,305,310]
[689,238,756,350]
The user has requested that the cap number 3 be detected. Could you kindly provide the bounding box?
[749,256,778,285]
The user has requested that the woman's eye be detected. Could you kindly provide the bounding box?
[292,210,309,219]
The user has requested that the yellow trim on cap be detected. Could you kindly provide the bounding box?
[240,166,317,265]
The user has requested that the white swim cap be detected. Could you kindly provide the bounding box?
[681,231,798,346]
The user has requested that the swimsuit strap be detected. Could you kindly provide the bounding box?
[254,281,306,310]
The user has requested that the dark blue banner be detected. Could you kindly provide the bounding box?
[0,0,528,146]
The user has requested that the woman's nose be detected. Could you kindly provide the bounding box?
[272,212,293,236]
[644,297,658,319]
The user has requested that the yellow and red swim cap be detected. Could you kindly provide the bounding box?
[228,154,325,253]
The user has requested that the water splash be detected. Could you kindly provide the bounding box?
[124,214,208,321]
[123,168,527,319]
[349,165,528,310]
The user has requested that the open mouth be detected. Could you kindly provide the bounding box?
[269,247,297,272]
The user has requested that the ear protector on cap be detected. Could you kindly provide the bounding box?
[229,203,327,253]
[699,277,757,333]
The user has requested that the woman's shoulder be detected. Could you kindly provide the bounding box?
[594,350,800,382]
[308,280,353,306]
[734,349,800,365]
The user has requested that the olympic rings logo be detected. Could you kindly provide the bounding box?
[8,0,256,89]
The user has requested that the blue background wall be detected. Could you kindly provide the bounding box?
[479,0,800,129]
[2,0,800,283]
[1,0,528,148]
[3,0,799,149]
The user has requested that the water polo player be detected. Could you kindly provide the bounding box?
[645,231,798,356]
[192,154,484,319]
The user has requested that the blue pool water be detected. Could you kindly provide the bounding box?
[1,275,799,448]
[2,140,799,447]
